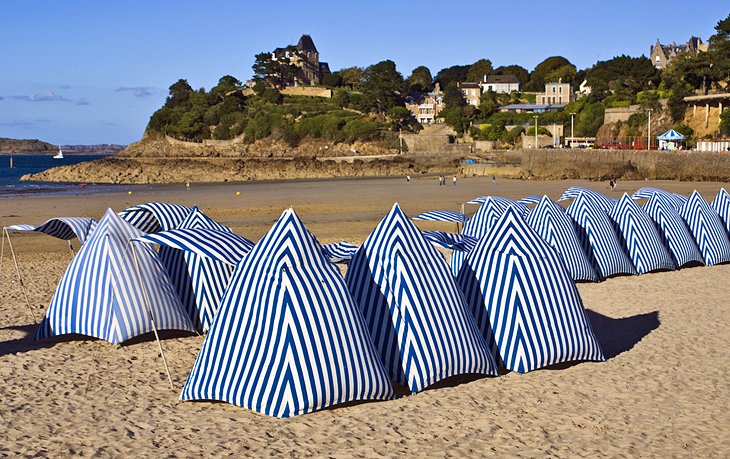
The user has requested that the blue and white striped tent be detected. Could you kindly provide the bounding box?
[525,195,599,282]
[451,196,526,277]
[711,188,730,236]
[35,209,196,344]
[566,192,637,279]
[657,129,684,141]
[518,195,543,205]
[422,231,478,252]
[320,241,359,263]
[412,210,466,223]
[631,187,687,210]
[181,208,393,417]
[679,191,730,266]
[6,217,97,244]
[457,206,605,373]
[559,186,616,212]
[609,193,676,275]
[643,194,704,268]
[119,202,192,233]
[346,203,498,393]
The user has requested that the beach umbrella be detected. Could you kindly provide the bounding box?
[346,203,498,393]
[678,191,730,266]
[181,209,393,417]
[559,186,616,212]
[609,194,676,275]
[457,206,605,373]
[525,196,599,282]
[643,194,704,268]
[656,129,684,141]
[118,202,192,233]
[566,192,636,279]
[711,188,730,236]
[631,187,687,210]
[1,217,97,322]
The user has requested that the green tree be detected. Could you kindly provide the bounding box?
[466,59,493,82]
[252,51,298,89]
[361,60,405,114]
[525,56,574,91]
[406,66,433,93]
[321,73,343,87]
[167,79,194,107]
[434,65,470,88]
[337,67,365,89]
[494,65,530,84]
[720,108,730,136]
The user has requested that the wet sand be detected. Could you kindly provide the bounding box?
[1,176,729,457]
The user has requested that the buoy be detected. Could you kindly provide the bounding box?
[236,191,240,196]
[128,191,132,195]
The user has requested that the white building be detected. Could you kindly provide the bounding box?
[481,75,520,94]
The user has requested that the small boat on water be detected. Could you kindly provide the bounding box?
[53,145,64,159]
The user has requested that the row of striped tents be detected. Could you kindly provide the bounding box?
[631,187,687,210]
[559,186,616,212]
[609,194,676,275]
[345,203,498,393]
[711,188,730,236]
[679,191,730,266]
[525,196,599,282]
[466,196,530,214]
[118,202,192,233]
[566,192,637,279]
[643,194,704,268]
[6,217,97,244]
[457,207,605,373]
[181,209,394,418]
[35,209,196,344]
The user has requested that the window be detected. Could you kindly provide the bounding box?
[656,55,660,62]
[552,86,556,93]
[559,86,562,94]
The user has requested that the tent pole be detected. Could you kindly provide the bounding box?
[1,228,5,285]
[5,228,36,323]
[67,240,75,256]
[130,241,174,390]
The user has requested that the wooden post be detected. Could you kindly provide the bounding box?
[3,228,37,323]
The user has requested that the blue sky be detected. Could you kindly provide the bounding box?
[1,1,726,145]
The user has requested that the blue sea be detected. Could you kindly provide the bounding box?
[0,154,115,195]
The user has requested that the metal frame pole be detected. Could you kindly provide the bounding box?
[3,227,37,323]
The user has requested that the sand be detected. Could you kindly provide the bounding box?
[1,176,729,457]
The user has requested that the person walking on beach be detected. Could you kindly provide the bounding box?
[186,181,190,191]
[452,176,457,186]
[492,175,496,183]
[406,175,411,182]
[609,178,616,191]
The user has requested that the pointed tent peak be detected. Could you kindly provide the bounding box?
[476,205,550,259]
[610,193,642,216]
[391,202,403,213]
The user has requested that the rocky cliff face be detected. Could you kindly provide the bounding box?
[0,138,56,153]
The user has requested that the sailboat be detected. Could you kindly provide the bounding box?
[53,145,64,159]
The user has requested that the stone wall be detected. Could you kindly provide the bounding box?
[281,87,332,98]
[603,105,641,124]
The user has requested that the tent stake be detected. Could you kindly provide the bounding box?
[130,241,175,390]
[5,228,36,323]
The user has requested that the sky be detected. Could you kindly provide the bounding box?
[1,1,727,145]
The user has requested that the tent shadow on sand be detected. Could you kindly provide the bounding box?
[0,324,89,358]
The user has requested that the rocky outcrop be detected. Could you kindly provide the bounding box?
[0,138,56,153]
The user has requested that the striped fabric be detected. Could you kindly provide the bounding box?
[609,194,676,275]
[711,188,730,235]
[320,241,359,263]
[678,191,730,266]
[518,195,543,205]
[346,203,498,393]
[134,229,253,266]
[559,186,616,212]
[422,231,478,252]
[566,192,637,279]
[180,208,393,418]
[525,196,599,282]
[35,209,196,344]
[412,210,466,223]
[631,187,687,210]
[457,206,605,373]
[643,194,704,268]
[7,217,96,244]
[452,197,527,277]
[119,202,192,233]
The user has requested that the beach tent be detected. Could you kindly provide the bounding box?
[518,195,543,205]
[451,196,527,277]
[559,186,616,212]
[35,208,195,345]
[679,191,730,266]
[422,231,478,252]
[412,210,466,223]
[346,203,498,393]
[180,209,393,418]
[457,206,605,373]
[631,187,687,210]
[609,194,676,275]
[320,241,359,263]
[711,188,730,236]
[656,129,685,150]
[134,210,255,332]
[118,202,192,233]
[643,194,704,268]
[566,192,637,279]
[1,217,97,322]
[525,196,599,282]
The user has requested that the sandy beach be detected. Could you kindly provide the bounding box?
[1,176,729,457]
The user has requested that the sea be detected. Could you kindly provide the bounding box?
[0,154,120,195]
